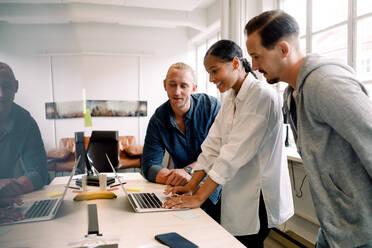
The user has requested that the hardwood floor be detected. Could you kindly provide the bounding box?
[263,229,315,248]
[264,235,288,248]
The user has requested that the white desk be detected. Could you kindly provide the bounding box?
[0,173,244,248]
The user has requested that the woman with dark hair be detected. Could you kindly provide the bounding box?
[163,40,293,247]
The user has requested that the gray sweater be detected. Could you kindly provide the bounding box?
[283,54,372,248]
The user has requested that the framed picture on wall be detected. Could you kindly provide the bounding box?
[45,100,147,119]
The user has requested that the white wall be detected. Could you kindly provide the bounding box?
[0,23,191,149]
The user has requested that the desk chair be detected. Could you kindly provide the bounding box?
[118,136,143,172]
[47,137,88,177]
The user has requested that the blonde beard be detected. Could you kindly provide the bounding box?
[170,96,190,114]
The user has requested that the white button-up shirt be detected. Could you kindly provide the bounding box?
[194,74,294,235]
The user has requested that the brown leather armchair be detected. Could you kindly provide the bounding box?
[47,136,142,176]
[118,136,143,170]
[46,137,86,176]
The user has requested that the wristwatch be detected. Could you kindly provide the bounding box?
[183,166,194,176]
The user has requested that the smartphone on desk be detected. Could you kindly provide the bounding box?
[155,232,198,248]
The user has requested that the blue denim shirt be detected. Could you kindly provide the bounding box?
[142,93,221,204]
[0,103,49,190]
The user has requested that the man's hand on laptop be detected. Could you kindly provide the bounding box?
[0,178,24,197]
[0,196,23,208]
[0,196,25,224]
[156,168,172,184]
[165,169,191,186]
[0,177,33,197]
[0,206,25,224]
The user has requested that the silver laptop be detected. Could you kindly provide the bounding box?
[0,156,80,226]
[106,154,188,213]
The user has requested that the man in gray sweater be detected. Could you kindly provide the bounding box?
[245,10,372,248]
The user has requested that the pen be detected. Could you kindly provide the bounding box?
[110,182,127,188]
[68,186,80,190]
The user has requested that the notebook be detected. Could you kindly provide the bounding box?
[0,156,80,226]
[105,154,188,213]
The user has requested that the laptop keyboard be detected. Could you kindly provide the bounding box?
[25,199,58,218]
[130,193,162,209]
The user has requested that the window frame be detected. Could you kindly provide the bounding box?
[194,32,221,99]
[279,0,372,88]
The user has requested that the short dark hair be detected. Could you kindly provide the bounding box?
[204,39,256,78]
[245,10,299,49]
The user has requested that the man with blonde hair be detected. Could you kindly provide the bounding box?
[142,62,221,221]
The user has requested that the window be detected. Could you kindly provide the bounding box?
[312,0,348,32]
[281,0,307,37]
[275,0,307,98]
[279,0,372,151]
[206,35,219,98]
[357,0,372,16]
[312,25,348,64]
[279,0,372,96]
[194,32,221,99]
[356,13,372,89]
[196,43,207,94]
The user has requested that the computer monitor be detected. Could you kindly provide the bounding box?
[75,130,117,187]
[86,130,119,173]
[75,131,87,175]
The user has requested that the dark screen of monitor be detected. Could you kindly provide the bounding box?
[75,131,87,174]
[86,131,119,173]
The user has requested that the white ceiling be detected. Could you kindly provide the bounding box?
[0,0,219,35]
[0,0,216,11]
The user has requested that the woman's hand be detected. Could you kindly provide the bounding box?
[162,194,204,209]
[163,184,192,196]
[163,175,219,210]
[163,184,202,209]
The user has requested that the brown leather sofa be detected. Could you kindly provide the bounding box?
[47,136,143,176]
